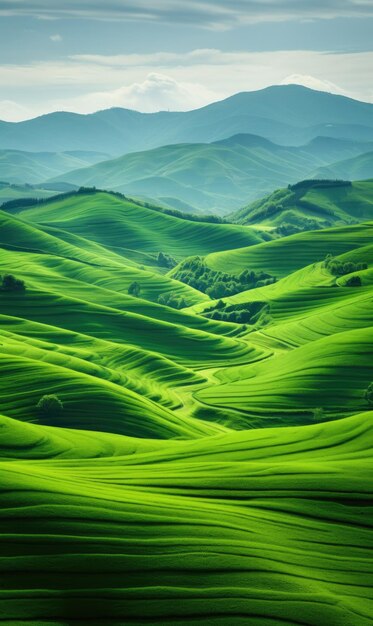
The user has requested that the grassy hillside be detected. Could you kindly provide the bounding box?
[16,190,263,261]
[0,184,372,624]
[47,135,373,213]
[205,220,373,278]
[233,179,373,228]
[1,411,372,624]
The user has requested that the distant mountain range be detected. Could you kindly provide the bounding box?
[1,85,373,155]
[43,134,373,213]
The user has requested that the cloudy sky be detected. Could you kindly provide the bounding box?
[0,0,372,121]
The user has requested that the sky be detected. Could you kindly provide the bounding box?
[0,0,372,121]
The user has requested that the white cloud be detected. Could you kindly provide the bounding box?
[70,73,219,113]
[49,33,62,42]
[280,74,348,96]
[0,49,372,121]
[0,100,32,122]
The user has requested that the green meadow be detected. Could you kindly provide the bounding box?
[0,185,372,625]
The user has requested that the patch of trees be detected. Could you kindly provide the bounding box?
[275,215,332,236]
[324,254,367,278]
[0,274,25,292]
[203,300,270,325]
[172,256,276,298]
[157,252,177,269]
[157,292,187,309]
[289,179,352,191]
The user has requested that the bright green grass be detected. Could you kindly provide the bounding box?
[233,180,373,226]
[196,327,373,424]
[0,189,372,624]
[0,412,372,625]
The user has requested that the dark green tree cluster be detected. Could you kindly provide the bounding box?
[157,252,177,269]
[128,281,141,297]
[324,255,367,278]
[203,300,270,324]
[289,180,351,191]
[0,274,25,292]
[158,292,187,309]
[172,256,276,298]
[344,275,362,287]
[275,216,325,237]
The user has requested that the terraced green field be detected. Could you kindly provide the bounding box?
[0,189,372,625]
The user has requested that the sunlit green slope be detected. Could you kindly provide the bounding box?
[205,220,373,278]
[0,412,372,625]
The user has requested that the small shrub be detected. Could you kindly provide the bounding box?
[36,394,64,419]
[365,383,373,405]
[345,275,361,287]
[128,281,141,297]
[312,407,325,422]
[1,274,25,292]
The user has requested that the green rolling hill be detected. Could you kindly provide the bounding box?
[15,190,263,262]
[0,186,372,624]
[232,179,373,228]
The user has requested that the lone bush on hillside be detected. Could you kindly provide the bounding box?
[313,407,325,422]
[345,275,362,287]
[36,394,64,419]
[128,281,141,297]
[0,274,25,292]
[365,383,373,405]
[157,252,177,269]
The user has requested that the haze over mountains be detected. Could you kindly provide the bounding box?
[47,134,373,213]
[0,85,372,213]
